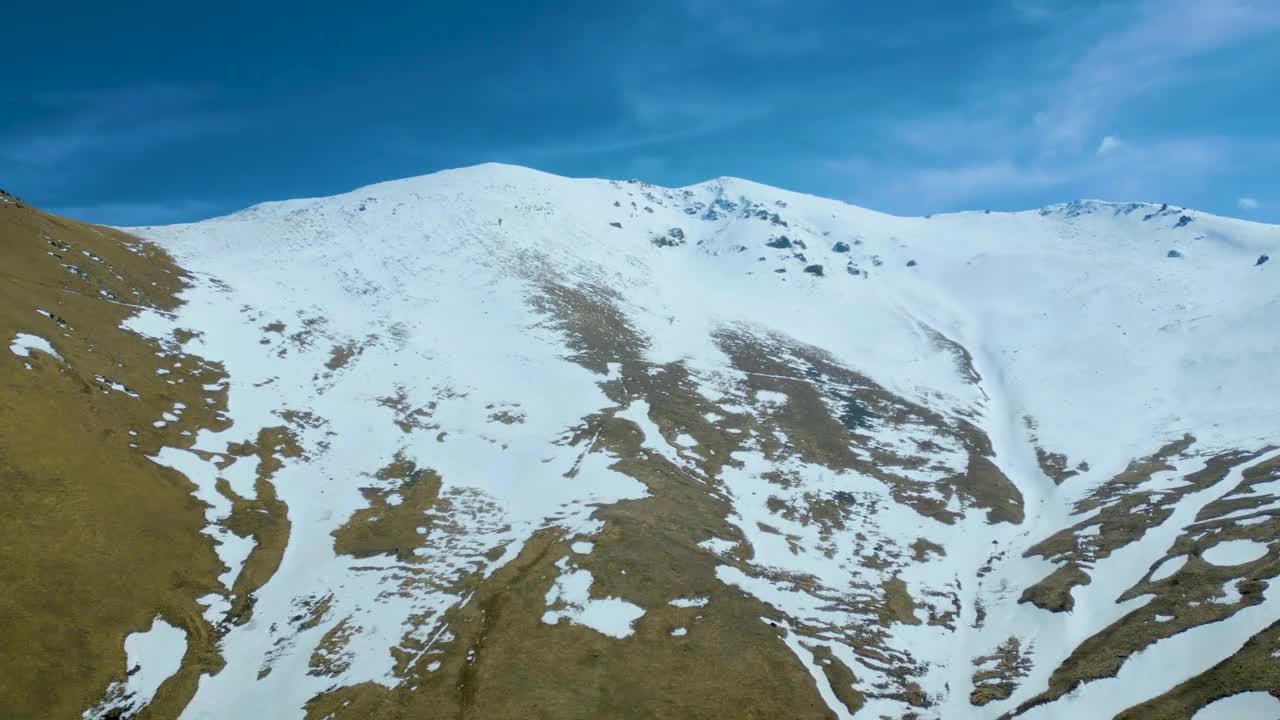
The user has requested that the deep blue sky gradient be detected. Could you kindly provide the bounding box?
[4,0,1278,224]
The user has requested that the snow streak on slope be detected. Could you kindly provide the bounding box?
[116,164,1279,719]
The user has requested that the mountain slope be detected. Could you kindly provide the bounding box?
[3,167,1278,719]
[0,189,237,719]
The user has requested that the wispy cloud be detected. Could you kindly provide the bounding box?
[1007,0,1071,25]
[824,0,1280,213]
[1034,0,1280,149]
[831,135,1236,213]
[400,88,772,169]
[0,84,240,220]
[1237,196,1261,210]
[677,0,834,57]
[1096,135,1124,156]
[0,85,232,169]
[827,157,1064,210]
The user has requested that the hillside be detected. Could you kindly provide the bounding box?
[3,165,1279,719]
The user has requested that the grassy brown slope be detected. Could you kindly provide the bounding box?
[0,196,231,719]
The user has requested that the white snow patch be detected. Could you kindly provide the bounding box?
[1233,515,1273,527]
[570,541,594,555]
[542,558,644,638]
[84,617,186,719]
[1150,555,1187,582]
[1210,579,1244,606]
[670,627,688,637]
[96,375,141,398]
[1202,539,1269,566]
[197,593,232,626]
[10,332,60,361]
[1191,691,1280,719]
[698,537,737,555]
[755,390,788,406]
[669,597,709,608]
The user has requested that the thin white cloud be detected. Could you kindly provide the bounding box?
[419,90,773,165]
[1096,135,1124,156]
[830,135,1238,213]
[1036,0,1280,148]
[827,157,1065,210]
[678,0,832,56]
[0,85,233,169]
[826,0,1279,214]
[894,1,1279,158]
[1237,196,1261,210]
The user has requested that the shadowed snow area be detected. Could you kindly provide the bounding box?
[84,163,1280,719]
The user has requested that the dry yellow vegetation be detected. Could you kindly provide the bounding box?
[0,194,234,718]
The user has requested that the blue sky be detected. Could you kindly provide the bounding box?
[3,0,1278,225]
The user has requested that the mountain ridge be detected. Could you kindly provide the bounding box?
[127,162,1280,233]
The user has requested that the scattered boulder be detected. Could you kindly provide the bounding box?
[832,241,850,253]
[906,259,918,267]
[1258,254,1271,267]
[804,264,824,277]
[765,236,793,249]
[761,210,788,226]
[609,221,622,229]
[1167,250,1183,258]
[651,227,686,248]
[1174,215,1193,228]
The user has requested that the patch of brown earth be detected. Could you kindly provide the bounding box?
[970,637,1032,706]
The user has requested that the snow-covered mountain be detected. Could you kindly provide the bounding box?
[3,166,1278,719]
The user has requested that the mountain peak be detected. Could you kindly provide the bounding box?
[12,164,1277,720]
